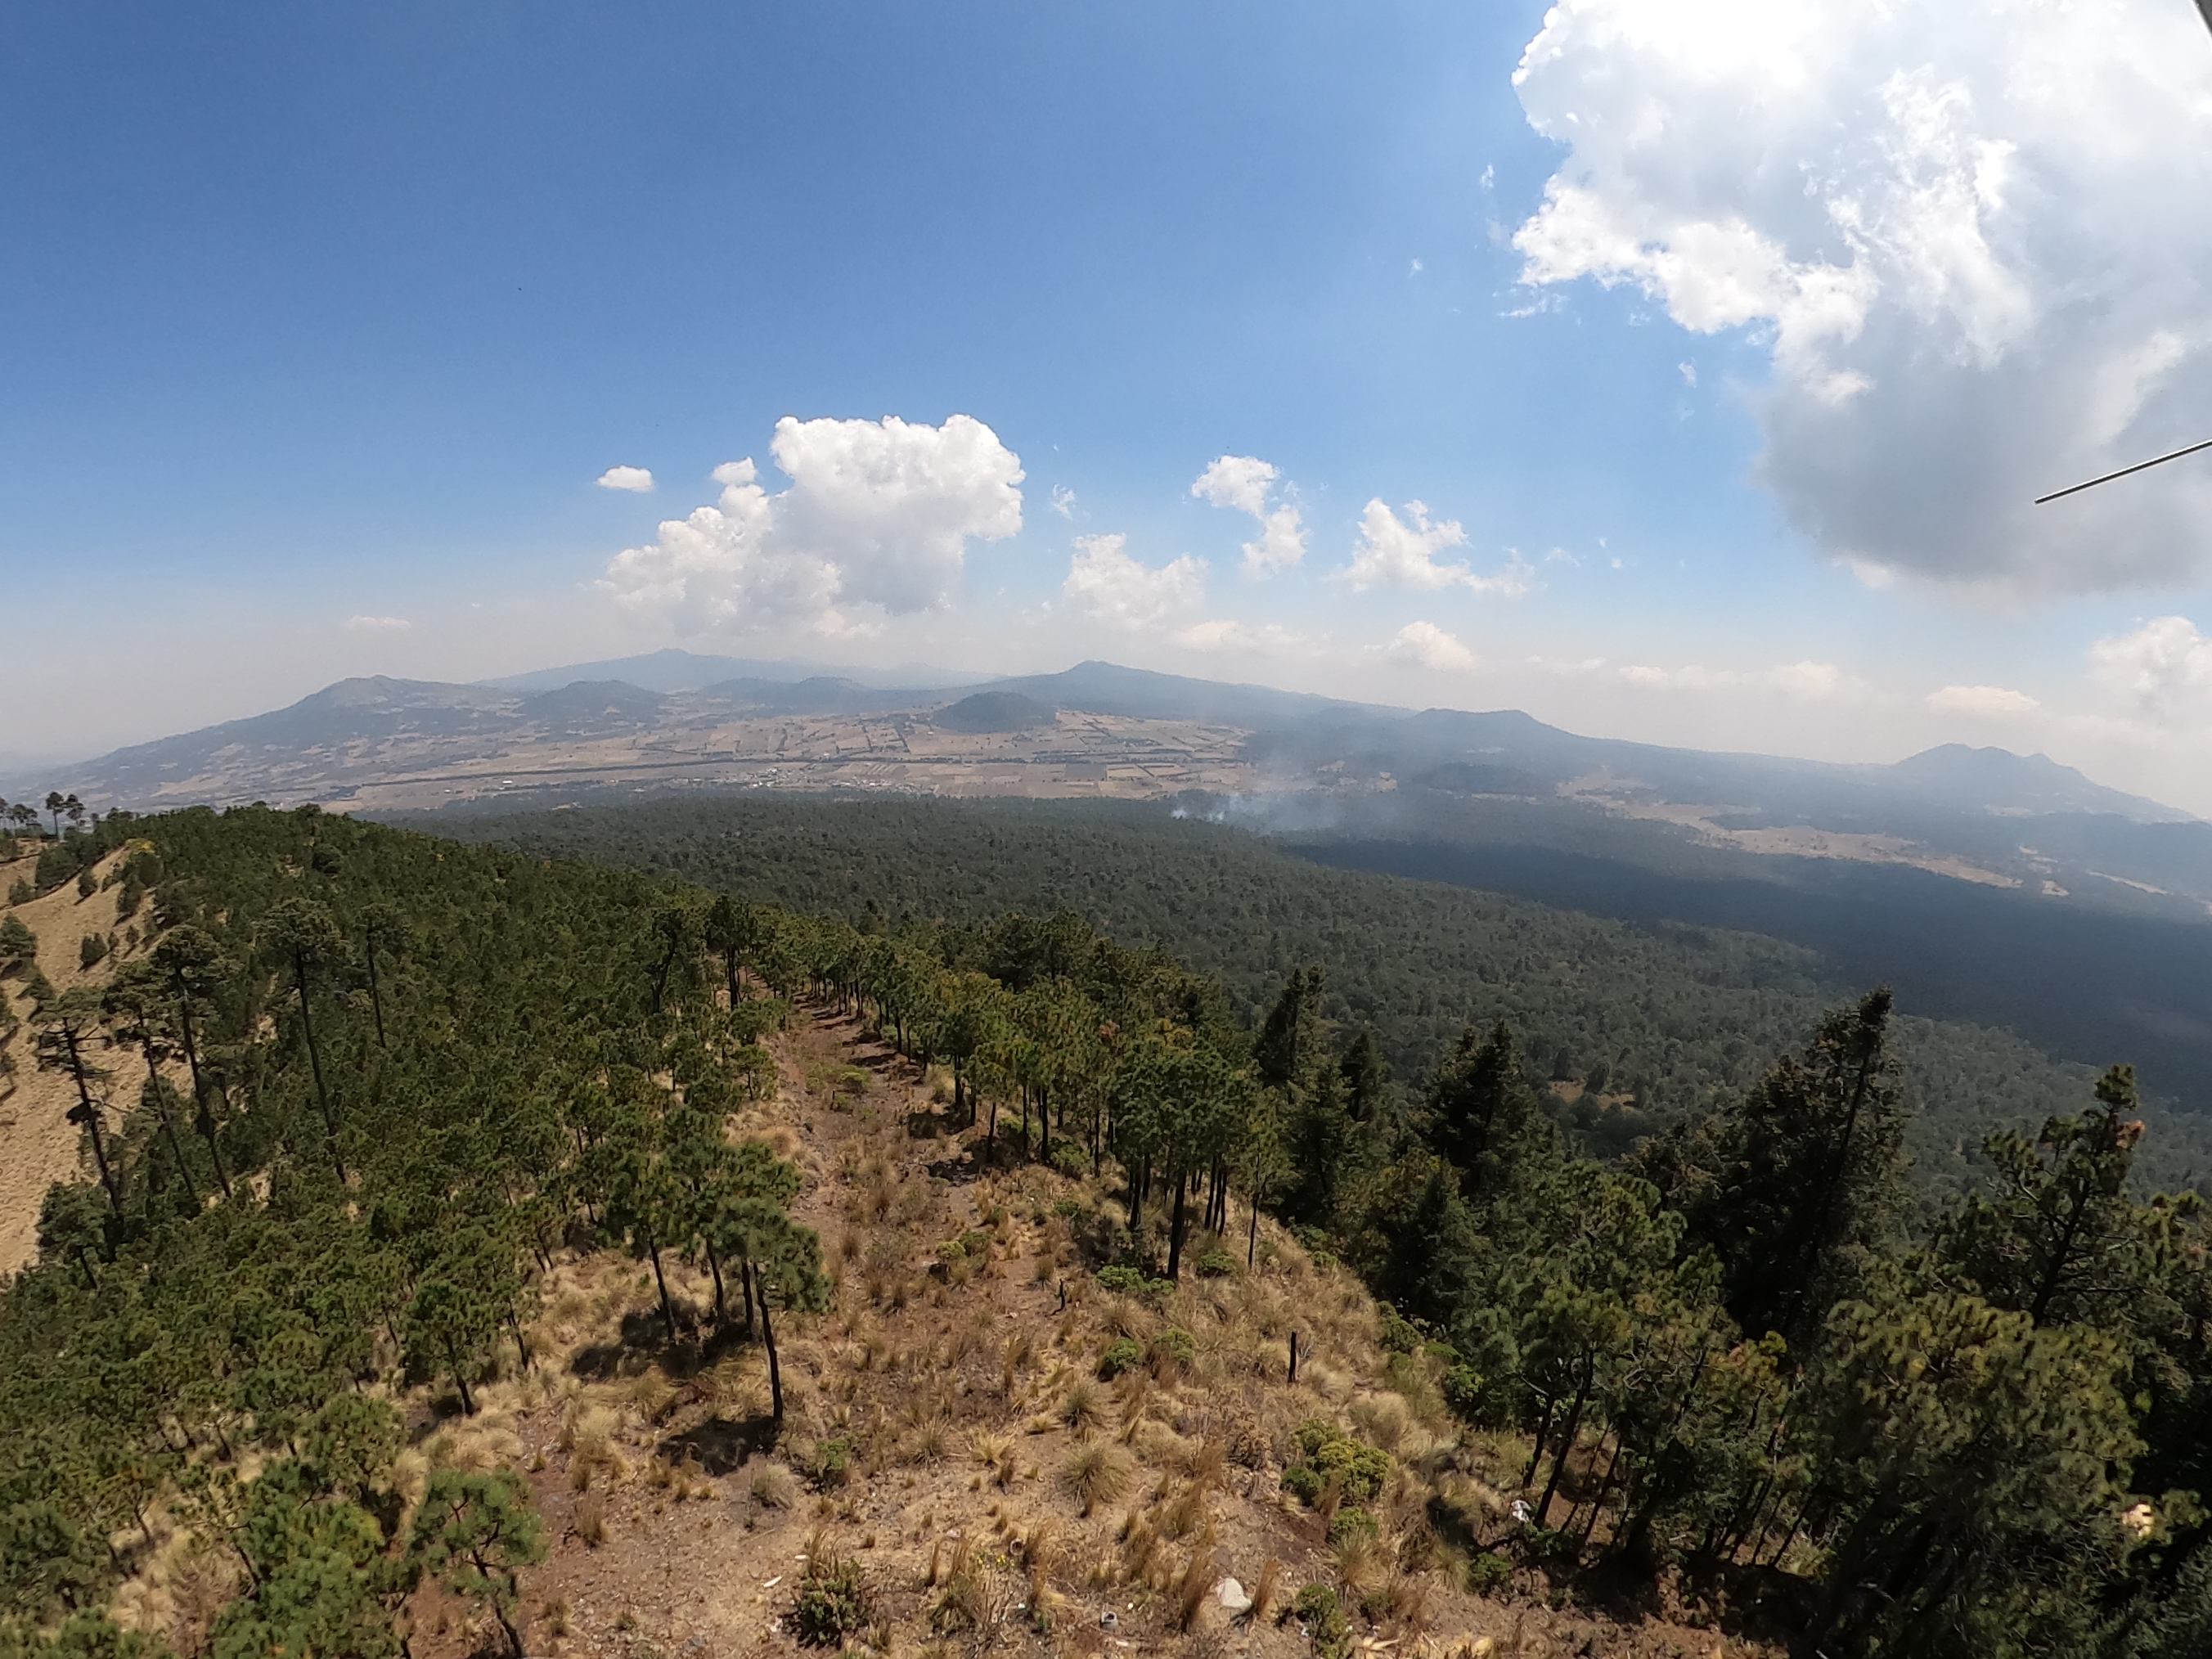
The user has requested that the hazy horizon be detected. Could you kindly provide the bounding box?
[9,2,2212,807]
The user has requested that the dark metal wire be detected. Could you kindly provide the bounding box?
[2034,437,2212,504]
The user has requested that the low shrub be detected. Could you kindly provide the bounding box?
[1098,1338,1144,1379]
[1327,1506,1378,1546]
[1289,1584,1349,1659]
[1151,1328,1197,1370]
[1375,1302,1422,1355]
[1283,1420,1391,1506]
[792,1541,870,1646]
[1467,1550,1513,1594]
[1194,1248,1239,1279]
[806,1436,853,1489]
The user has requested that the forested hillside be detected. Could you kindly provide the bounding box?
[7,804,2212,1655]
[425,794,2210,1198]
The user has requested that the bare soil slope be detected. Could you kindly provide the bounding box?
[0,846,154,1275]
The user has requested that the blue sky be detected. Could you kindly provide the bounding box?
[8,1,2212,807]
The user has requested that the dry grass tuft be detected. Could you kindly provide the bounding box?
[1061,1442,1132,1517]
[572,1492,608,1548]
[751,1461,795,1508]
[1250,1556,1283,1625]
[1172,1545,1217,1630]
[1060,1379,1106,1436]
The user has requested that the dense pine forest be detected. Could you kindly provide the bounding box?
[426,794,2212,1198]
[4,803,2212,1657]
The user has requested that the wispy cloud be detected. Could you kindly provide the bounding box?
[1928,683,2039,717]
[343,614,411,632]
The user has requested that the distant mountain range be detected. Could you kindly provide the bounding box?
[478,647,991,695]
[11,655,2209,923]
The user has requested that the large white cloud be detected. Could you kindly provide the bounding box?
[1387,620,1478,671]
[1513,0,2212,591]
[1192,456,1307,578]
[1061,533,1207,629]
[2090,615,2212,714]
[1340,500,1533,594]
[600,415,1023,636]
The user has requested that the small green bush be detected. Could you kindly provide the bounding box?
[1050,1143,1090,1178]
[1441,1364,1486,1423]
[1290,1584,1349,1659]
[6,881,31,908]
[1098,1338,1144,1379]
[1284,1420,1391,1505]
[1194,1248,1239,1279]
[1095,1265,1147,1297]
[791,1549,870,1645]
[1050,1195,1084,1218]
[1375,1302,1422,1355]
[1327,1505,1378,1546]
[0,916,35,968]
[1467,1551,1513,1594]
[1152,1327,1196,1369]
[806,1436,852,1489]
[77,934,108,971]
[1281,1464,1326,1505]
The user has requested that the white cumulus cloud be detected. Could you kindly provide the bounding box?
[1620,659,1855,699]
[343,615,411,632]
[600,415,1023,636]
[1387,620,1477,672]
[1928,683,2040,717]
[2090,615,2212,715]
[1062,534,1207,630]
[1341,500,1533,595]
[1512,0,2212,591]
[596,465,655,492]
[1192,455,1307,578]
[1172,618,1302,652]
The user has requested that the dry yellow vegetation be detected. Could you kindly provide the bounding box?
[0,844,173,1275]
[91,1004,1759,1659]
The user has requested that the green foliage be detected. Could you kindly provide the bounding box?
[1466,1551,1513,1594]
[790,1544,870,1647]
[1098,1337,1144,1380]
[1289,1584,1349,1659]
[1095,1265,1170,1303]
[1284,1422,1390,1505]
[1375,1302,1423,1356]
[408,1469,545,1659]
[0,1503,99,1621]
[1326,1506,1378,1545]
[0,918,34,969]
[805,1436,853,1490]
[1151,1327,1196,1369]
[1194,1247,1238,1279]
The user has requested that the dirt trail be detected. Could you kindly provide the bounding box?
[339,1005,1762,1659]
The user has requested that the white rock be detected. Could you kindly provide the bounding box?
[1213,1577,1253,1614]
